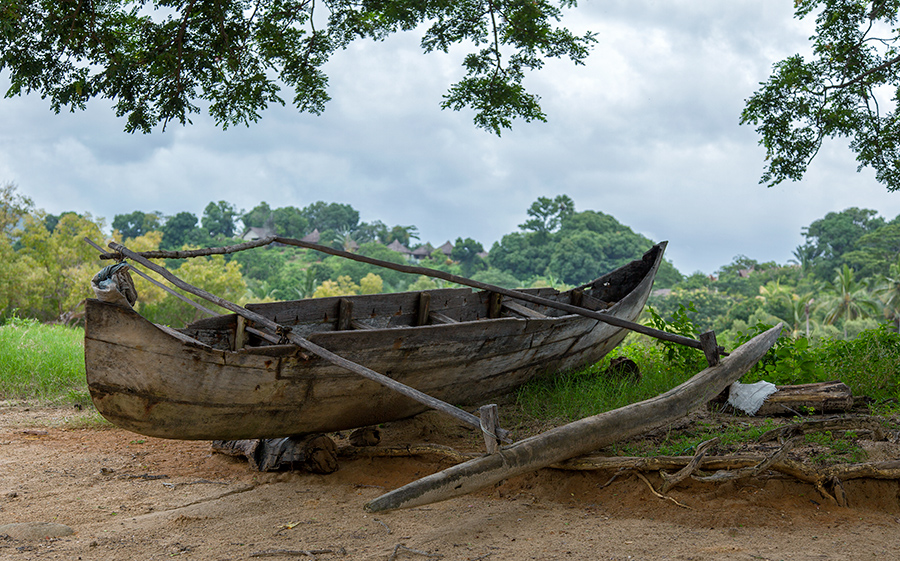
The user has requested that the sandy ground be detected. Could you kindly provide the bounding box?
[2,404,900,561]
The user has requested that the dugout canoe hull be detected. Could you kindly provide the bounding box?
[84,243,666,440]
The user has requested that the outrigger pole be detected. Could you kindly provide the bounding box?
[98,236,727,365]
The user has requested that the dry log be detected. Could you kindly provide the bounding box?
[659,437,718,493]
[755,381,854,416]
[364,323,782,512]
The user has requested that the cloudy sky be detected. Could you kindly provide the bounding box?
[2,0,900,275]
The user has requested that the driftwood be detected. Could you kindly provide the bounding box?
[363,323,782,512]
[97,236,727,363]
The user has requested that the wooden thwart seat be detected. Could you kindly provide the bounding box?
[429,312,458,324]
[502,300,549,319]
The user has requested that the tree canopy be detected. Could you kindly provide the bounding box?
[742,0,900,191]
[0,0,595,135]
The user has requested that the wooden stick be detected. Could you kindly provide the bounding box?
[478,404,501,454]
[364,323,782,513]
[83,238,220,318]
[107,241,511,443]
[97,236,723,361]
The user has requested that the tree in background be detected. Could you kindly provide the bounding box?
[519,195,575,236]
[0,1,594,135]
[161,212,200,250]
[451,237,487,277]
[141,255,246,327]
[817,265,880,338]
[802,208,885,279]
[242,202,274,231]
[874,255,900,332]
[301,202,359,234]
[314,276,361,298]
[0,183,33,317]
[271,206,308,238]
[201,201,241,238]
[843,221,900,279]
[14,211,105,321]
[742,1,900,191]
[112,211,163,241]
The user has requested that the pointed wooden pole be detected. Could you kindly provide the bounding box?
[364,323,782,513]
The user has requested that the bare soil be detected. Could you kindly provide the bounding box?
[2,404,900,561]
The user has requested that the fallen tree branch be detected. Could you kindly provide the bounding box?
[633,471,692,509]
[659,437,718,493]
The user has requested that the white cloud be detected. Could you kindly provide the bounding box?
[2,1,899,275]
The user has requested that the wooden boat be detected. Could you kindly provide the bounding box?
[84,242,667,441]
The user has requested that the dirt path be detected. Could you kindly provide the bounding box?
[2,405,900,560]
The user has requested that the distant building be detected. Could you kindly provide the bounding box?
[300,229,321,243]
[242,226,275,241]
[438,241,454,257]
[411,243,435,261]
[386,239,411,256]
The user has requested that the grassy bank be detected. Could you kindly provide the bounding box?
[517,323,900,426]
[0,317,89,404]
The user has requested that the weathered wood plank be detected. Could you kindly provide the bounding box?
[417,292,431,326]
[234,316,248,350]
[756,381,853,416]
[337,299,353,331]
[502,301,549,319]
[488,292,502,319]
[428,312,458,324]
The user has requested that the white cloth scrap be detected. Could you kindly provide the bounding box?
[727,381,778,416]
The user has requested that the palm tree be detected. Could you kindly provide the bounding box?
[817,265,880,337]
[874,254,900,332]
[789,243,817,279]
[757,281,815,337]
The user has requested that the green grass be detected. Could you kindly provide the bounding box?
[0,316,89,404]
[516,338,702,422]
[613,419,779,457]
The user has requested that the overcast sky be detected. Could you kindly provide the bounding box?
[3,1,900,275]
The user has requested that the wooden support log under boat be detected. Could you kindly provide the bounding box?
[363,323,783,513]
[106,241,512,443]
[97,236,726,364]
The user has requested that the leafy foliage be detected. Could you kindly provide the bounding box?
[112,211,162,241]
[742,1,900,190]
[0,0,595,134]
